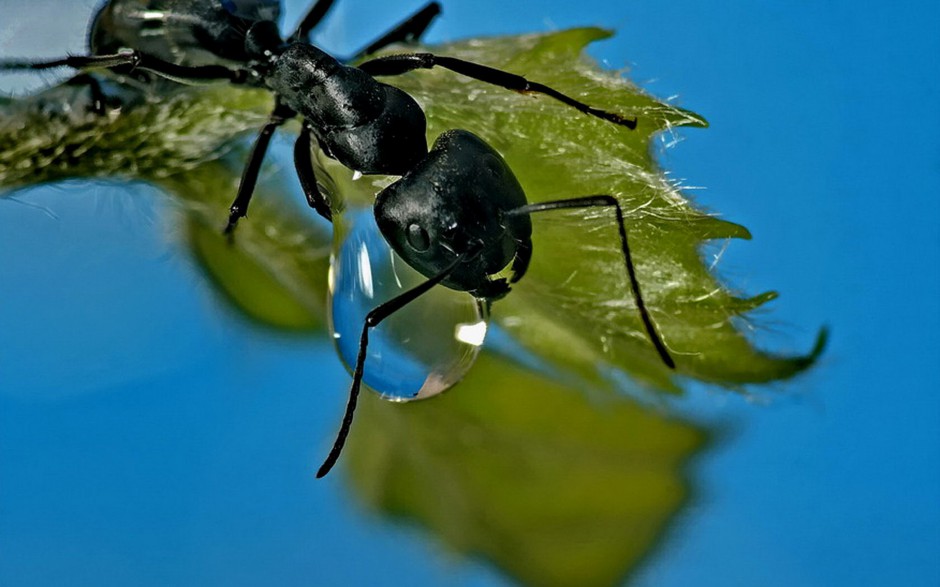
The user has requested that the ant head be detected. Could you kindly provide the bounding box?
[374,130,532,297]
[374,175,465,274]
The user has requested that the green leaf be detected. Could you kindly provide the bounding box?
[165,160,333,331]
[347,351,707,587]
[322,28,824,392]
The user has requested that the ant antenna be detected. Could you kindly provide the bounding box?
[317,249,470,477]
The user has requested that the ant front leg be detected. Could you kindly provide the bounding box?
[506,195,675,368]
[357,53,637,129]
[225,99,297,236]
[316,250,469,478]
[293,123,332,222]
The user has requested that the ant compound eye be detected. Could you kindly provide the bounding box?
[406,223,431,252]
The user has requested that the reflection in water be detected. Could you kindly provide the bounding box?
[328,208,488,401]
[346,351,708,587]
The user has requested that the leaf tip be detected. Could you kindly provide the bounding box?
[580,26,615,41]
[690,114,709,129]
[801,326,830,366]
[749,290,779,307]
[780,326,830,375]
[670,106,708,129]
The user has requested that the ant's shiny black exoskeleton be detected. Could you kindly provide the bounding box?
[2,0,675,477]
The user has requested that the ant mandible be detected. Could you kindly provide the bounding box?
[1,0,675,477]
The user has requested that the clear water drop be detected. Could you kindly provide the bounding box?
[328,208,488,401]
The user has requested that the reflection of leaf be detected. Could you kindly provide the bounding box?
[348,351,706,587]
[160,160,332,331]
[187,215,323,330]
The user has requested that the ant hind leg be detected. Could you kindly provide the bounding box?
[289,0,339,42]
[357,53,637,129]
[350,2,442,60]
[293,123,333,222]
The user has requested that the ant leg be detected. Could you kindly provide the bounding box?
[293,123,332,222]
[317,250,469,478]
[350,2,442,60]
[225,100,297,235]
[0,51,250,84]
[289,0,338,42]
[65,74,108,115]
[0,53,139,71]
[507,196,675,367]
[357,53,637,129]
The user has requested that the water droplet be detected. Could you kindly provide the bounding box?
[328,208,488,401]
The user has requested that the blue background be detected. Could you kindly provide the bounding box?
[1,0,938,585]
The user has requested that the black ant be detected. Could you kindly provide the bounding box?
[1,0,675,477]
